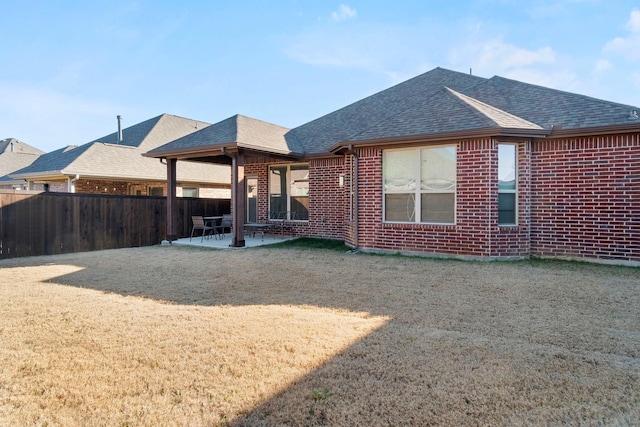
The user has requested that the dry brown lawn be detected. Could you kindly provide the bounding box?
[0,242,639,426]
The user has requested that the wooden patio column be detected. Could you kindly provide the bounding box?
[166,158,178,242]
[230,149,246,247]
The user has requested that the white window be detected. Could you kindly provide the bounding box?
[498,144,517,225]
[383,146,456,224]
[180,187,198,198]
[269,164,309,220]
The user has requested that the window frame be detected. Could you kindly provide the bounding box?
[383,145,457,225]
[497,143,518,226]
[180,187,198,198]
[268,163,309,221]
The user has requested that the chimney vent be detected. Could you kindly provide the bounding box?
[117,115,123,143]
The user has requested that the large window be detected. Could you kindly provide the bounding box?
[269,164,309,220]
[498,144,517,225]
[383,146,456,224]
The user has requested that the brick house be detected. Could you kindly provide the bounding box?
[10,114,231,198]
[146,68,640,266]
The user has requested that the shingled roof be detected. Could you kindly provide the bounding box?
[286,67,487,154]
[463,75,639,130]
[0,138,45,185]
[144,114,293,158]
[147,67,640,160]
[10,114,230,184]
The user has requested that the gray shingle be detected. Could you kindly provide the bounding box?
[147,114,291,155]
[0,138,45,184]
[463,76,640,129]
[286,67,487,153]
[11,114,230,184]
[147,67,640,159]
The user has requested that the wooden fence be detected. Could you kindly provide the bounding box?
[0,191,230,259]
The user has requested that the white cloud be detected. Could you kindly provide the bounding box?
[449,35,558,76]
[478,40,556,69]
[604,9,640,61]
[331,4,357,22]
[446,30,586,93]
[593,58,612,73]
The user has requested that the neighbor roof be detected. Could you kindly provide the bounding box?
[10,114,230,184]
[0,138,45,185]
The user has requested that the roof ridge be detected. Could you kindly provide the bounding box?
[489,75,640,109]
[445,87,543,129]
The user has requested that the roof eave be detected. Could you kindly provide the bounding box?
[9,170,67,180]
[329,127,550,154]
[144,143,238,159]
[144,141,304,160]
[547,122,640,138]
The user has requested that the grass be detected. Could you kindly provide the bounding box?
[0,244,638,426]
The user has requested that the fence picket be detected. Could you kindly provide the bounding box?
[0,191,229,259]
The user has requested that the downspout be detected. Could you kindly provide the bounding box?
[68,174,79,193]
[346,144,359,250]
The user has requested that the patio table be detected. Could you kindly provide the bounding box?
[204,216,223,239]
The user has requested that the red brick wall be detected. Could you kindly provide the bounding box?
[245,157,348,239]
[244,132,639,264]
[530,134,640,263]
[355,140,510,258]
[490,141,532,258]
[307,157,348,239]
[75,179,134,194]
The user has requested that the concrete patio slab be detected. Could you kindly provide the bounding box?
[163,233,295,249]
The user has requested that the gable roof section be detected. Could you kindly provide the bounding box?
[286,67,487,154]
[0,138,46,184]
[344,87,546,144]
[10,114,231,185]
[463,76,639,130]
[145,114,292,158]
[445,88,543,129]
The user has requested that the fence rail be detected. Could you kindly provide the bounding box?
[0,191,230,259]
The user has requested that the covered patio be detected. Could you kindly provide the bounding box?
[165,232,296,249]
[144,114,300,248]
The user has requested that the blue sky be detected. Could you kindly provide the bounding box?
[1,0,639,152]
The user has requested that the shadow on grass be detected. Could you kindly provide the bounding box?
[3,241,639,425]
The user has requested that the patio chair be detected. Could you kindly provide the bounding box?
[190,215,215,242]
[271,211,296,237]
[214,214,233,239]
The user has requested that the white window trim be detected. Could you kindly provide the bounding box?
[498,143,518,226]
[383,145,457,225]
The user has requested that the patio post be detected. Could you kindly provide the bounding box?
[166,158,178,242]
[230,149,246,247]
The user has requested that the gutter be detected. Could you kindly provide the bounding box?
[328,127,552,154]
[345,144,359,251]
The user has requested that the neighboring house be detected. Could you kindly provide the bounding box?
[0,138,45,190]
[10,114,231,198]
[146,67,640,265]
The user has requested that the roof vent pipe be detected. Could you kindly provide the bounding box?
[117,115,123,143]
